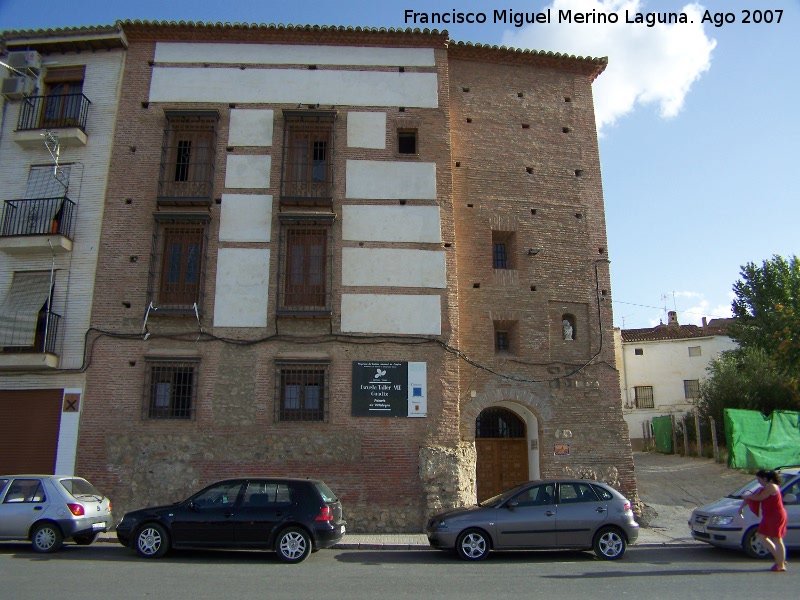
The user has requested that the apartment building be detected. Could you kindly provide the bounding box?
[0,26,127,474]
[14,21,635,531]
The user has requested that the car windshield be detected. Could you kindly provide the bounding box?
[727,478,765,499]
[479,483,528,507]
[60,478,102,499]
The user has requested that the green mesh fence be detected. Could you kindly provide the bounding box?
[724,409,800,469]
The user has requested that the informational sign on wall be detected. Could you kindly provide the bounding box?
[352,361,427,417]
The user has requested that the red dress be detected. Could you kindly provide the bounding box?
[754,491,788,538]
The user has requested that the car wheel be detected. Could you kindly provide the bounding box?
[743,527,770,559]
[135,523,169,559]
[276,527,311,563]
[31,522,64,553]
[73,533,99,546]
[593,527,626,560]
[456,529,490,561]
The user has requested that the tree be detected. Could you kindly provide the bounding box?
[698,347,799,426]
[728,254,800,386]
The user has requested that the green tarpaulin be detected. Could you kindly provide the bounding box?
[652,415,673,454]
[724,409,800,470]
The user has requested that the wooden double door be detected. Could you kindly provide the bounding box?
[475,407,529,502]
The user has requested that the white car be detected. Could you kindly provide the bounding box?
[0,475,113,553]
[689,466,800,558]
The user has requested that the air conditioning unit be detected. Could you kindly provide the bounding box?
[6,50,42,73]
[1,76,35,100]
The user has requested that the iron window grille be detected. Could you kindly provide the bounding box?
[143,359,199,420]
[280,111,336,204]
[158,112,218,205]
[276,215,333,315]
[275,362,329,422]
[148,215,209,314]
[684,379,701,399]
[475,407,526,438]
[492,231,515,269]
[634,386,655,409]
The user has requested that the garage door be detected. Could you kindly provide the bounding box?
[0,389,62,474]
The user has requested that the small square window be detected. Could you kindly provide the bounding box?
[688,346,702,357]
[634,348,644,356]
[398,129,417,154]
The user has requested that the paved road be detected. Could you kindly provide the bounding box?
[633,451,753,542]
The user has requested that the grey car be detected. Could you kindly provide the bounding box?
[689,466,800,558]
[0,475,113,553]
[426,479,639,560]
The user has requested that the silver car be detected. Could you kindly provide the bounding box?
[689,466,800,558]
[0,475,113,553]
[426,479,639,560]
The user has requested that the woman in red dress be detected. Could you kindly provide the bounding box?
[739,469,788,571]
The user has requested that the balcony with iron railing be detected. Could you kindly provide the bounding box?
[0,196,76,255]
[13,93,91,148]
[0,311,61,370]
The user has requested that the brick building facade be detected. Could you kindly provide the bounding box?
[71,21,636,532]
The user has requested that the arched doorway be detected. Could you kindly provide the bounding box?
[475,407,529,502]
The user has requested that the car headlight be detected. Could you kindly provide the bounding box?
[435,519,448,529]
[709,515,735,526]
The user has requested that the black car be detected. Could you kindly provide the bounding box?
[116,478,346,563]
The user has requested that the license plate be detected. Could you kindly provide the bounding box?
[692,525,704,534]
[341,525,346,535]
[92,522,106,531]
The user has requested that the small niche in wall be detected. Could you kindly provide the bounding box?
[561,314,576,341]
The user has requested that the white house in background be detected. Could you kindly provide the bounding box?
[615,311,738,450]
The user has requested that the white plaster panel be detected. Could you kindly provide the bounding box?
[346,160,437,199]
[213,248,270,327]
[54,387,82,476]
[347,112,386,149]
[219,194,272,242]
[342,205,441,242]
[150,68,438,108]
[225,155,271,189]
[155,43,435,66]
[342,248,446,288]
[340,294,441,335]
[229,109,274,146]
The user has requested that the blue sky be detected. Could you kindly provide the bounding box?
[2,0,797,329]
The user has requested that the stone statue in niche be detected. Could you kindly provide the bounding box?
[562,319,574,341]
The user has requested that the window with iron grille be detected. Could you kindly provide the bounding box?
[634,386,654,409]
[143,359,198,419]
[684,379,701,399]
[492,319,517,354]
[492,231,515,269]
[148,216,209,313]
[158,112,218,204]
[281,112,335,202]
[275,363,329,422]
[277,217,333,314]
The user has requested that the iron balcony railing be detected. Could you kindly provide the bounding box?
[0,311,61,355]
[1,196,76,238]
[17,93,91,132]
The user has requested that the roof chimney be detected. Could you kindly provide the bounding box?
[667,311,679,326]
[702,317,707,327]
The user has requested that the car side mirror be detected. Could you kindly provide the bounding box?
[506,501,518,510]
[784,493,797,505]
[188,500,198,511]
